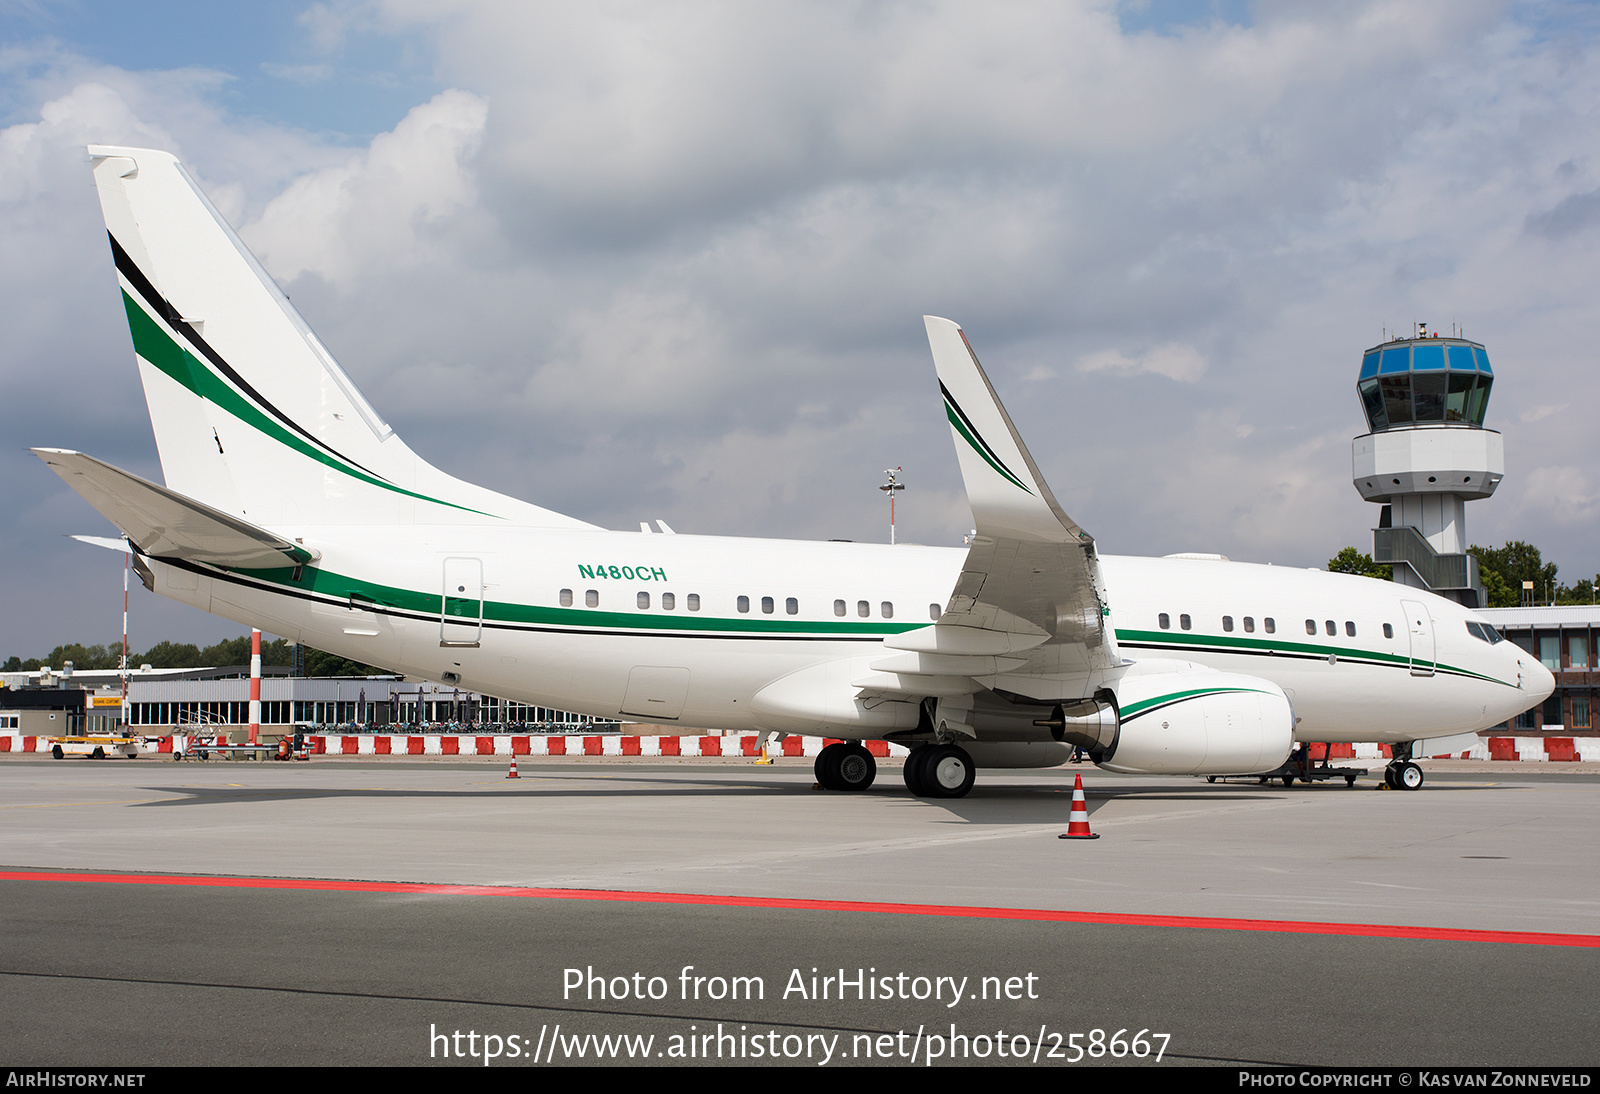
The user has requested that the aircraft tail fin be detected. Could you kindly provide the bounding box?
[87,145,593,530]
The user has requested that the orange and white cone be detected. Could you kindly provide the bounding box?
[1058,773,1100,840]
[507,758,520,779]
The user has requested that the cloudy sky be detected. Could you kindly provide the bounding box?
[2,0,1598,659]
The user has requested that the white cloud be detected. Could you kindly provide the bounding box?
[1079,343,1208,382]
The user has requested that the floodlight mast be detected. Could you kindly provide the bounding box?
[880,467,904,545]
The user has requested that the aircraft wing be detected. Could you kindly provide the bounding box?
[33,448,318,570]
[859,318,1121,704]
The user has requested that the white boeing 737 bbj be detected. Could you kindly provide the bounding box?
[36,146,1552,797]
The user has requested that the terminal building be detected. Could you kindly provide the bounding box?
[1,663,617,739]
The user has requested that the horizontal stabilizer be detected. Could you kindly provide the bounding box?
[34,449,318,569]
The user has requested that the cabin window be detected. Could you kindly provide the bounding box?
[882,602,894,619]
[586,589,599,608]
[1243,617,1255,633]
[929,603,942,620]
[1159,613,1170,629]
[662,592,675,611]
[1180,614,1191,631]
[559,588,573,607]
[858,600,870,618]
[1325,620,1336,636]
[737,595,750,614]
[1345,621,1356,637]
[1383,623,1394,639]
[761,596,774,615]
[687,594,700,611]
[637,591,650,609]
[835,599,847,617]
[1222,616,1234,632]
[786,597,799,616]
[1305,619,1316,635]
[1264,618,1275,634]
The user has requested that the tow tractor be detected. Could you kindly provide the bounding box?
[47,734,144,759]
[1206,744,1368,788]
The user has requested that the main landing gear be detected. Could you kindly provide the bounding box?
[1383,741,1424,791]
[814,741,877,792]
[902,743,976,799]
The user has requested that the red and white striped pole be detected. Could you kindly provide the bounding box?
[248,628,261,746]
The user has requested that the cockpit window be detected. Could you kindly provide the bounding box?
[1465,621,1504,645]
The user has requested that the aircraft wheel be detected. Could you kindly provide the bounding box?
[1398,762,1424,791]
[51,745,63,760]
[1383,765,1399,789]
[922,744,976,799]
[902,748,930,796]
[814,744,844,789]
[835,745,876,792]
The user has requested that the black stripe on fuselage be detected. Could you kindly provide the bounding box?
[108,231,388,483]
[156,556,892,644]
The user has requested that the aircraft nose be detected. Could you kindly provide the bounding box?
[1526,656,1555,703]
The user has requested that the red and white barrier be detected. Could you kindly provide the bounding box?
[6,733,1600,762]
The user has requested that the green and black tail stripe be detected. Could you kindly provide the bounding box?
[939,380,1033,496]
[1120,686,1274,723]
[111,233,382,482]
[110,232,498,519]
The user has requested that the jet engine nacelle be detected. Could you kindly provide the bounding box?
[1099,669,1294,775]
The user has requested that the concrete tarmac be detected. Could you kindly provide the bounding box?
[2,755,1597,1067]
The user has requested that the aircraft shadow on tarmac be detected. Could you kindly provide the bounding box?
[128,776,1274,827]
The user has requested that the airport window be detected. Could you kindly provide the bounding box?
[835,599,847,617]
[1345,621,1356,637]
[1540,636,1559,671]
[1384,623,1394,639]
[858,600,870,618]
[1222,616,1234,632]
[662,592,675,611]
[1264,618,1275,634]
[1325,621,1336,636]
[1159,613,1170,629]
[687,594,700,611]
[761,596,774,615]
[786,597,799,615]
[586,589,599,608]
[738,595,750,614]
[1571,635,1589,669]
[1305,619,1316,635]
[1574,697,1592,729]
[1243,617,1255,633]
[929,603,942,620]
[560,588,573,607]
[637,591,650,610]
[1180,614,1191,631]
[882,602,894,619]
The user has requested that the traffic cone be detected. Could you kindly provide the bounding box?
[1058,773,1100,840]
[507,758,520,779]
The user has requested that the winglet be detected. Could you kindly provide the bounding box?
[924,316,1088,545]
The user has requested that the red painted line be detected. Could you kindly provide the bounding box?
[3,869,1595,948]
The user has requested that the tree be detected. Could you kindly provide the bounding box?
[1468,541,1560,606]
[1327,547,1391,580]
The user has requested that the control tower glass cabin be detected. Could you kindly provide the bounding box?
[1352,334,1503,607]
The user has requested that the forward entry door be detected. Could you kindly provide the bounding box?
[1401,598,1435,677]
[441,557,484,648]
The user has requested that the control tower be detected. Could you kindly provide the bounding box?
[1352,326,1503,608]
